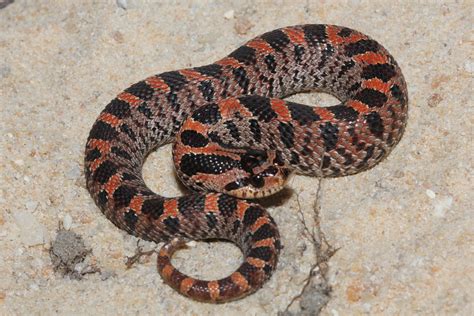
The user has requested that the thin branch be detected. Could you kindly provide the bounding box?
[125,240,158,269]
[283,153,338,314]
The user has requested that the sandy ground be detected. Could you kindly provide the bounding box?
[0,1,472,315]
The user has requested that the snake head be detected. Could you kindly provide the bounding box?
[222,150,293,199]
[173,114,293,198]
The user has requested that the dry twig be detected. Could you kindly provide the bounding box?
[282,155,338,315]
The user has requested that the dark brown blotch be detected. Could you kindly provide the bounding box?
[163,216,180,234]
[232,67,250,94]
[89,120,118,141]
[320,122,339,151]
[205,212,218,230]
[354,88,388,108]
[85,147,101,162]
[217,194,238,217]
[365,112,384,138]
[187,280,212,302]
[159,71,188,91]
[264,54,277,73]
[217,277,241,298]
[287,101,321,125]
[228,45,257,65]
[260,29,290,52]
[237,262,262,287]
[198,80,215,102]
[193,64,223,78]
[329,104,359,121]
[303,24,327,44]
[251,223,276,241]
[141,198,165,220]
[191,103,221,125]
[238,95,277,123]
[345,39,380,57]
[113,185,137,209]
[124,209,139,231]
[180,154,238,176]
[362,63,396,82]
[180,130,209,148]
[278,122,294,148]
[248,246,274,262]
[97,190,108,208]
[104,99,131,119]
[124,80,155,101]
[93,160,118,184]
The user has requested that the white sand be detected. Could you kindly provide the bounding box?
[0,1,472,314]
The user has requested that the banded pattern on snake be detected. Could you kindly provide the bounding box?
[85,24,407,303]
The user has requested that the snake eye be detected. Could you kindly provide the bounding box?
[262,166,278,177]
[249,174,265,188]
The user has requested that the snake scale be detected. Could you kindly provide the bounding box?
[85,24,408,303]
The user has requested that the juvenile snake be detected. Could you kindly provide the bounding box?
[85,24,408,303]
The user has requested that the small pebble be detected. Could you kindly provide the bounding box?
[14,159,24,166]
[116,0,127,10]
[25,201,38,211]
[433,196,453,218]
[234,17,254,35]
[425,189,436,199]
[464,60,473,73]
[29,283,40,291]
[63,214,73,230]
[112,31,125,44]
[427,93,443,107]
[15,247,24,256]
[363,303,372,311]
[74,262,88,273]
[224,10,234,20]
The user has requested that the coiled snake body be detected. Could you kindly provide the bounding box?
[85,24,408,303]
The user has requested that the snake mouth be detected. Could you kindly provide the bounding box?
[231,184,286,199]
[224,170,293,199]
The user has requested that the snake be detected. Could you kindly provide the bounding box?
[84,24,408,303]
